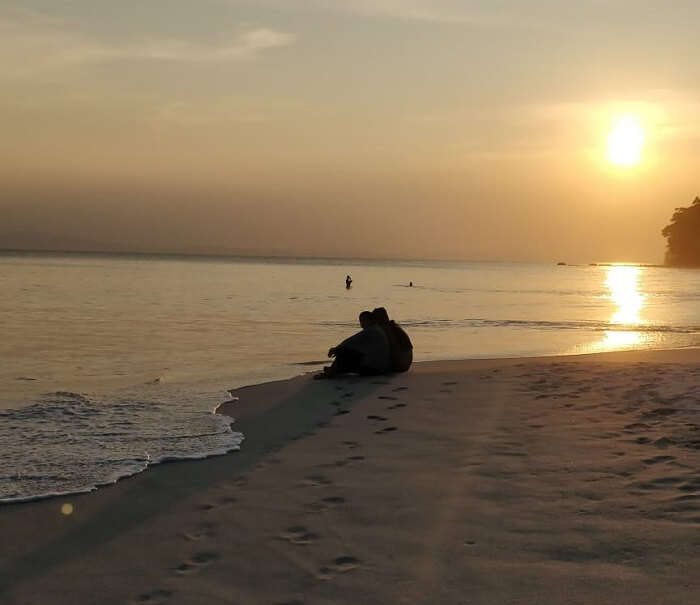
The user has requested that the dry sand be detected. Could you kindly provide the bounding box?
[1,349,699,604]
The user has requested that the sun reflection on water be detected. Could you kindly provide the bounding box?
[606,265,645,325]
[595,265,648,350]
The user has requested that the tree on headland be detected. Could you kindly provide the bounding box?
[661,196,700,267]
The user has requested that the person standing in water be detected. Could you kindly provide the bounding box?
[346,275,352,289]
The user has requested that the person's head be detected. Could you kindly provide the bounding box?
[371,307,390,324]
[359,310,374,329]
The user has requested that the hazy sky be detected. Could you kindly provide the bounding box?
[2,1,699,262]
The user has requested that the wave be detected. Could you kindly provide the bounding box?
[320,318,699,334]
[290,360,327,366]
[0,391,243,505]
[394,283,611,297]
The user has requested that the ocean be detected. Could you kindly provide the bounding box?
[2,252,699,503]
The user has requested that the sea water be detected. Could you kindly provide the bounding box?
[2,252,699,502]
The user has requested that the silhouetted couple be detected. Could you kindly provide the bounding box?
[316,307,412,379]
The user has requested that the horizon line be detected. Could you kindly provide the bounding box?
[0,246,660,267]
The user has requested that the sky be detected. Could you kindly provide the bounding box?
[2,1,699,263]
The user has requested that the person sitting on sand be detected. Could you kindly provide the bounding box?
[372,307,413,373]
[316,310,390,378]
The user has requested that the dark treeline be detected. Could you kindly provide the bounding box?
[662,196,700,267]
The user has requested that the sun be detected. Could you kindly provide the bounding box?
[606,115,645,166]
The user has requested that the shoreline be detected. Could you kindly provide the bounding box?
[2,345,698,506]
[1,348,699,604]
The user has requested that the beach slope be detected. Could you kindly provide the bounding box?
[1,349,699,604]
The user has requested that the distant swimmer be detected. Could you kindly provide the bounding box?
[409,281,413,287]
[346,275,352,289]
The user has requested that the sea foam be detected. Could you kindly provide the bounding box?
[0,390,243,504]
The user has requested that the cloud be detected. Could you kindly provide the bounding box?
[125,28,296,62]
[0,10,295,77]
[230,0,554,29]
[335,0,507,25]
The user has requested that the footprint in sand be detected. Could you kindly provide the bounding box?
[378,395,397,400]
[653,437,676,448]
[643,407,678,419]
[624,422,650,432]
[489,449,527,457]
[678,478,700,493]
[306,496,348,512]
[130,588,174,604]
[367,415,387,421]
[279,525,319,545]
[196,490,237,513]
[335,409,350,416]
[675,494,700,503]
[342,440,360,449]
[174,552,219,576]
[181,522,216,542]
[387,403,407,410]
[643,455,676,465]
[629,476,686,491]
[317,454,365,469]
[376,426,398,434]
[392,386,408,391]
[317,556,361,580]
[301,475,333,487]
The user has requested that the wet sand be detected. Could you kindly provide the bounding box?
[1,349,699,604]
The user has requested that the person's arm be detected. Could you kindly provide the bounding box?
[334,329,371,354]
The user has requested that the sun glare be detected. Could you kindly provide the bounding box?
[605,265,645,325]
[586,265,649,353]
[606,116,645,166]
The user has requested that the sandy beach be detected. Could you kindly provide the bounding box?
[1,348,699,604]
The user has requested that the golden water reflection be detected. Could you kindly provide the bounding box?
[606,265,645,325]
[596,265,647,350]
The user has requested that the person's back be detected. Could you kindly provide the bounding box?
[388,320,412,372]
[372,307,413,373]
[322,311,390,377]
[337,323,391,374]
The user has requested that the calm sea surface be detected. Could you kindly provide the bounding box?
[2,252,699,502]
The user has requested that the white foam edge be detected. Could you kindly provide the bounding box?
[0,426,244,505]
